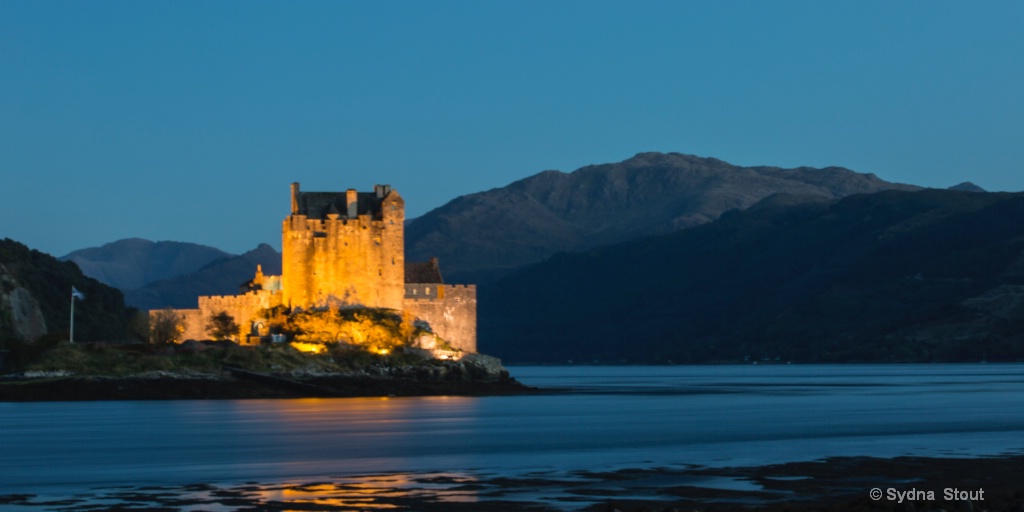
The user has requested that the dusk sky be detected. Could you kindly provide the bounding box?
[2,1,1022,258]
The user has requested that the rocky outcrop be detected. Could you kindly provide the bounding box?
[0,264,47,342]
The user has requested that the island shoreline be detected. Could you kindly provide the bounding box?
[0,373,540,401]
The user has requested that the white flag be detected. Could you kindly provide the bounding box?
[72,286,85,300]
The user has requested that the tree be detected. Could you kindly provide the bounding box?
[207,311,240,341]
[127,309,150,343]
[150,308,183,345]
[400,310,418,343]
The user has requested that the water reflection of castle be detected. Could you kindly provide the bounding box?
[157,183,476,351]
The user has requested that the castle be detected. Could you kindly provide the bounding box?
[156,183,477,353]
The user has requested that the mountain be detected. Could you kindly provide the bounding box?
[62,239,231,291]
[406,152,919,283]
[125,244,281,310]
[1,238,134,349]
[948,182,986,192]
[479,189,1024,364]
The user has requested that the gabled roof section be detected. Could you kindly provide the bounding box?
[405,258,443,284]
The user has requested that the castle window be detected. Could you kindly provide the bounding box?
[426,287,431,295]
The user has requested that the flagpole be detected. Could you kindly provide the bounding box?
[70,287,75,344]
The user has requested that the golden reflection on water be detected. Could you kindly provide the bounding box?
[228,397,482,509]
[252,472,480,509]
[253,395,477,416]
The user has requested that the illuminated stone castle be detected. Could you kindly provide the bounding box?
[160,183,477,353]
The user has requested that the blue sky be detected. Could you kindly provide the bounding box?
[2,1,1022,257]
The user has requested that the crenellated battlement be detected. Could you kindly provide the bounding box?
[286,215,390,233]
[197,291,276,304]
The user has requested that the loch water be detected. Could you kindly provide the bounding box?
[2,364,1023,503]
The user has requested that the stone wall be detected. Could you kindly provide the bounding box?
[161,290,283,342]
[171,309,205,342]
[404,284,477,353]
[282,190,404,310]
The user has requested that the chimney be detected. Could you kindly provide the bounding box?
[346,189,358,218]
[290,182,301,215]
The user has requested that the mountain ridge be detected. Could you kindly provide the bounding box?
[59,153,970,318]
[406,152,921,283]
[124,244,281,310]
[62,239,231,291]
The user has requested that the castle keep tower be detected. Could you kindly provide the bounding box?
[282,183,405,310]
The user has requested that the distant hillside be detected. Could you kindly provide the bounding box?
[480,189,1024,364]
[126,244,281,310]
[407,152,919,283]
[1,238,134,349]
[948,182,987,193]
[62,239,231,291]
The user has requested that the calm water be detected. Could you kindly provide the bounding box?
[2,364,1023,498]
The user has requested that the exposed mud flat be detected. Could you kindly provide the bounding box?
[2,456,1022,511]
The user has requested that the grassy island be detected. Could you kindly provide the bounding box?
[0,334,528,402]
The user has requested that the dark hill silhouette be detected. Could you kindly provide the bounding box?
[1,238,133,348]
[948,182,986,192]
[125,244,281,310]
[62,239,231,291]
[406,152,919,283]
[479,189,1024,364]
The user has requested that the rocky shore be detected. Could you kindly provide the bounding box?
[0,354,537,401]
